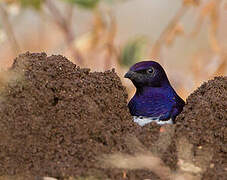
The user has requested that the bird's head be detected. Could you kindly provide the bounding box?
[124,61,170,88]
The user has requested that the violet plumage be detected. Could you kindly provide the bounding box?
[124,61,185,126]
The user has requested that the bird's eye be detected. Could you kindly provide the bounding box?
[146,68,154,74]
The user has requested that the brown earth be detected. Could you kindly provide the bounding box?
[175,76,227,180]
[0,52,226,180]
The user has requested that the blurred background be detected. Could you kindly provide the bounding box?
[0,0,226,100]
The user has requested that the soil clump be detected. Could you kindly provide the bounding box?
[0,52,168,179]
[175,76,227,180]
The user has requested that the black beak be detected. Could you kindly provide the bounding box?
[124,71,134,79]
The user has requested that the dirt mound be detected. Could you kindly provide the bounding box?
[175,76,227,179]
[0,52,169,179]
[0,52,226,180]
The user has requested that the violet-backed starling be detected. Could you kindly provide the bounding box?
[124,61,185,126]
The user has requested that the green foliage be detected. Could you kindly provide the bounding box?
[19,0,44,10]
[120,37,147,67]
[62,0,100,9]
[61,0,126,9]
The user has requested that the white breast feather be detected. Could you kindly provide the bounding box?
[133,116,173,126]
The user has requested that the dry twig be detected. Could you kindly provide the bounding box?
[45,0,84,65]
[150,5,188,59]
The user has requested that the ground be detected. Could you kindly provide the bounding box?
[0,52,226,180]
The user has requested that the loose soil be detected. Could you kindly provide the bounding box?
[175,76,227,180]
[0,52,226,180]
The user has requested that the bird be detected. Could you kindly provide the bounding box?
[124,60,185,126]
